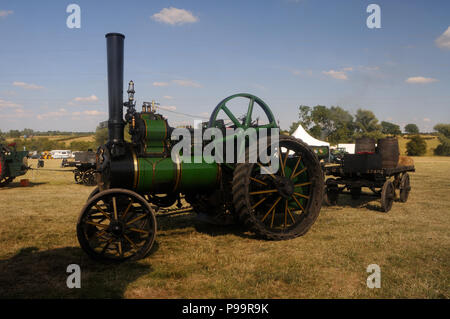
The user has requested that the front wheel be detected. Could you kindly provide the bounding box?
[232,135,324,240]
[77,188,157,263]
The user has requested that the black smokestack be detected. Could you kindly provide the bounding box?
[105,33,125,145]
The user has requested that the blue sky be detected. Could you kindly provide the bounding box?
[0,0,449,132]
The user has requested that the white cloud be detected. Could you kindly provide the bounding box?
[37,109,105,120]
[83,110,105,116]
[73,95,99,102]
[172,79,202,88]
[153,81,169,87]
[342,67,353,72]
[13,81,44,89]
[423,118,431,122]
[435,26,450,50]
[0,10,13,18]
[163,95,174,99]
[322,70,348,80]
[0,99,21,109]
[159,105,177,111]
[151,7,198,25]
[405,76,438,84]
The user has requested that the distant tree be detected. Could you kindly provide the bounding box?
[433,123,450,156]
[353,109,383,139]
[9,130,21,138]
[406,135,426,156]
[288,121,300,135]
[404,123,419,134]
[327,106,354,143]
[0,130,5,143]
[22,128,34,137]
[381,121,401,136]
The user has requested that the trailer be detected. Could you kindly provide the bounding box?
[323,153,414,212]
[62,151,96,186]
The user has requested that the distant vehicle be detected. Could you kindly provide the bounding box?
[51,150,72,159]
[41,151,53,159]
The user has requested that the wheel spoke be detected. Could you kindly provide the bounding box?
[291,167,307,179]
[112,196,118,220]
[279,148,286,176]
[126,213,149,225]
[86,221,109,229]
[123,234,137,250]
[291,194,306,213]
[101,238,114,255]
[94,204,111,220]
[121,200,134,220]
[294,192,310,200]
[251,196,268,210]
[257,163,277,180]
[244,98,254,127]
[221,105,242,128]
[249,176,268,186]
[128,227,150,235]
[294,182,312,187]
[290,156,302,179]
[261,196,281,222]
[117,240,123,257]
[249,189,278,195]
[286,205,296,224]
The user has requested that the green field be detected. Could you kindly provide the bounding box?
[0,157,449,298]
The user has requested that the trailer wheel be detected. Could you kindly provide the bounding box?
[74,169,83,184]
[77,188,157,263]
[233,135,324,240]
[82,169,96,186]
[399,173,411,203]
[381,180,395,212]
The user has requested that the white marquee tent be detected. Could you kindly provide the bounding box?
[292,125,330,147]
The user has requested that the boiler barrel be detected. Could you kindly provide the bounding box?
[109,154,221,192]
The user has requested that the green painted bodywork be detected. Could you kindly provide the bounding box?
[0,145,28,179]
[135,155,219,193]
[140,114,168,155]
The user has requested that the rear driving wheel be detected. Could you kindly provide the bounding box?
[77,188,157,263]
[233,135,323,240]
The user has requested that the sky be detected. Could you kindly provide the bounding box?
[0,0,449,133]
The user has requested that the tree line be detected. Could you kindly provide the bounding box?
[287,105,449,156]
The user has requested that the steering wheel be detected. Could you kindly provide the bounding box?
[208,93,278,130]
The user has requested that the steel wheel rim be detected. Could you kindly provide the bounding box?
[247,140,313,232]
[78,190,156,261]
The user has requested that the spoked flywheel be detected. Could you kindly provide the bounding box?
[232,135,324,240]
[77,188,157,262]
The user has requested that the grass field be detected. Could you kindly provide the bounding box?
[0,157,449,299]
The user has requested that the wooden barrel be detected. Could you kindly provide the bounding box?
[355,137,376,153]
[377,137,399,168]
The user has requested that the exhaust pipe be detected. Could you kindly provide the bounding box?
[105,33,125,152]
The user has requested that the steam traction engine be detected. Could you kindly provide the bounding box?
[76,33,324,262]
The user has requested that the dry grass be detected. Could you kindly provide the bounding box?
[0,157,449,299]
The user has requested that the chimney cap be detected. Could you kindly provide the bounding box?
[105,33,125,39]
